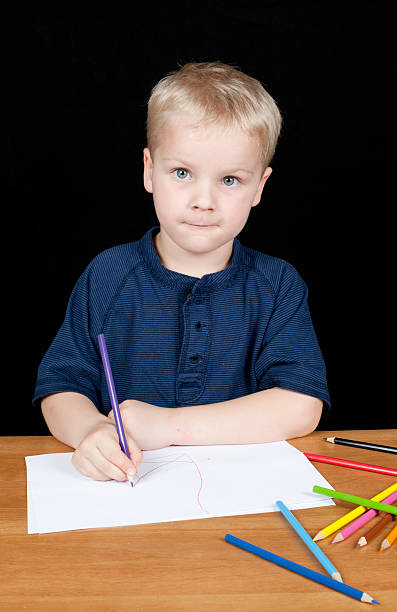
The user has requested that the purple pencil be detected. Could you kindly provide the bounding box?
[98,333,135,487]
[332,490,397,542]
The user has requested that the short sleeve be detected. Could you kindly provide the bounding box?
[32,263,102,410]
[255,263,330,409]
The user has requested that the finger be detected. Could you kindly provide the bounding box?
[126,436,143,471]
[96,433,142,481]
[105,415,139,476]
[75,435,130,482]
[72,450,111,481]
[94,444,133,481]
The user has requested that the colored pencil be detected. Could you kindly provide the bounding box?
[332,490,397,542]
[304,452,397,478]
[380,524,397,550]
[357,511,395,547]
[312,486,397,514]
[275,500,342,581]
[98,333,136,487]
[225,534,379,604]
[313,483,397,541]
[324,437,397,455]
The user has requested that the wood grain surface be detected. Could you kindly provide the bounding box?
[0,430,396,611]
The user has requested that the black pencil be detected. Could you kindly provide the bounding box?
[324,437,397,455]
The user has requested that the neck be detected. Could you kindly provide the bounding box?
[153,231,233,278]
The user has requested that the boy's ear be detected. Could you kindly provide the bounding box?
[252,166,272,207]
[143,147,153,193]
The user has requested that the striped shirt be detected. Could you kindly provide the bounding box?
[33,226,330,413]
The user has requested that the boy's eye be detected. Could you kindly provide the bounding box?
[174,168,190,180]
[223,176,239,187]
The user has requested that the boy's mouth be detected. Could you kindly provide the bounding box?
[186,223,215,228]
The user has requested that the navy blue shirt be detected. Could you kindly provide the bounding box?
[33,226,330,413]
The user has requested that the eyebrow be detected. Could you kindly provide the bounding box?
[163,159,254,175]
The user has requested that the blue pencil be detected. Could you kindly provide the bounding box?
[98,333,135,487]
[225,534,379,605]
[276,500,342,582]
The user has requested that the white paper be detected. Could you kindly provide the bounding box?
[25,441,334,534]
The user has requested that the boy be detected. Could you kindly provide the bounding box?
[34,62,330,483]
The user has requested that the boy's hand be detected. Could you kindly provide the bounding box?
[72,420,142,482]
[108,399,175,451]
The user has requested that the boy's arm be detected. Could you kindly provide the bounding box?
[41,392,109,449]
[171,388,323,445]
[113,388,323,450]
[41,392,141,481]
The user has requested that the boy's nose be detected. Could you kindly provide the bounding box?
[190,183,216,211]
[192,201,215,211]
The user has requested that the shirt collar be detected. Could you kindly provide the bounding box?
[139,226,244,294]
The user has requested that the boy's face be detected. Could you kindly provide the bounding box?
[143,112,272,270]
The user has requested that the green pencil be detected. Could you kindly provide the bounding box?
[313,486,397,515]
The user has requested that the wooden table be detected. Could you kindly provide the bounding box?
[1,430,396,611]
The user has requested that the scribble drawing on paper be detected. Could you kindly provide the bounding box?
[135,452,210,515]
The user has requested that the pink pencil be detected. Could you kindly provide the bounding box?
[332,490,397,542]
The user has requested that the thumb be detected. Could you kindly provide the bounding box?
[125,436,143,476]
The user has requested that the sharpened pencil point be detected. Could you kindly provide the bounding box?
[357,537,367,547]
[127,474,138,486]
[313,532,323,541]
[380,539,389,550]
[361,592,379,604]
[332,533,343,543]
[332,572,343,583]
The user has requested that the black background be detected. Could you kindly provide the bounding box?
[3,4,395,434]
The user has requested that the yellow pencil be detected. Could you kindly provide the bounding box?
[380,524,397,551]
[313,482,397,541]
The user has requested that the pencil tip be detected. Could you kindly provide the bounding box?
[313,532,323,541]
[357,537,367,547]
[332,533,343,543]
[362,593,380,604]
[332,572,343,582]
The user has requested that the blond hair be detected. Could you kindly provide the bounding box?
[146,61,282,171]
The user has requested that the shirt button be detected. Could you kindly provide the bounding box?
[193,298,201,304]
[190,354,199,362]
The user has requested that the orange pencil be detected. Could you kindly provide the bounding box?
[380,524,397,550]
[357,512,394,547]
